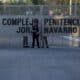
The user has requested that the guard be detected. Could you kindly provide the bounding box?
[31,19,40,48]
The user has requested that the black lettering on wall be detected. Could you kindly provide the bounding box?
[2,18,7,25]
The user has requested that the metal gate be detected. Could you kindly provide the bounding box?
[0,5,80,48]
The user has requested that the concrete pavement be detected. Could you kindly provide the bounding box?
[0,48,80,80]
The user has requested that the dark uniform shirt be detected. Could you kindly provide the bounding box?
[32,25,39,36]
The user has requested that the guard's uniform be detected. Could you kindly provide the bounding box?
[32,19,40,48]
